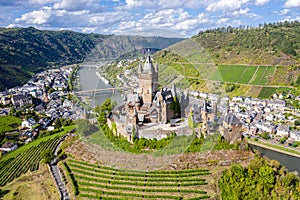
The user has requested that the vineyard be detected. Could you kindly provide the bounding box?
[63,158,211,199]
[215,65,276,86]
[0,126,73,186]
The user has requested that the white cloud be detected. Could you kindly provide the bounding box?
[217,17,229,24]
[29,0,57,4]
[255,0,269,6]
[125,0,156,8]
[206,0,250,12]
[89,12,128,26]
[279,9,291,15]
[16,8,51,25]
[284,0,300,8]
[232,8,250,16]
[53,0,97,11]
[124,0,213,10]
[82,27,97,33]
[158,0,183,9]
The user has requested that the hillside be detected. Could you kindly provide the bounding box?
[194,21,300,65]
[151,21,300,97]
[0,27,183,90]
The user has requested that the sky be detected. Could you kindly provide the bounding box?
[0,0,300,37]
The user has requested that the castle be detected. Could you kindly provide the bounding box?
[110,55,180,141]
[108,55,242,143]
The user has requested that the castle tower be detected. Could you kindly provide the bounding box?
[138,55,158,105]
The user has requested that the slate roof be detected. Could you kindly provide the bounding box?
[223,113,242,125]
[1,142,16,148]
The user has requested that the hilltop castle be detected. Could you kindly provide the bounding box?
[110,55,180,141]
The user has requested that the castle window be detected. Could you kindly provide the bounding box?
[147,90,149,94]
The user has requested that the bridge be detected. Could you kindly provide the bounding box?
[74,86,132,96]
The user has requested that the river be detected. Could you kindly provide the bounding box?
[77,66,123,108]
[250,144,300,174]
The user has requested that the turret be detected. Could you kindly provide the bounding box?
[138,63,143,73]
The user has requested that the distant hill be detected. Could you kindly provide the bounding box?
[0,27,183,90]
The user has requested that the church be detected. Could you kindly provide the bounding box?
[109,55,180,141]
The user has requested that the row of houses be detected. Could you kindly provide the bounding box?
[188,91,300,142]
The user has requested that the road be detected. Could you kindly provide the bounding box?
[49,136,70,200]
[247,136,300,158]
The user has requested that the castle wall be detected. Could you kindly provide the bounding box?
[221,124,243,144]
[107,118,130,140]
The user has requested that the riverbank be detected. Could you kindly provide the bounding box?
[95,71,110,85]
[248,139,300,158]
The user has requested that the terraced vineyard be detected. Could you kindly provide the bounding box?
[0,126,74,186]
[64,159,211,199]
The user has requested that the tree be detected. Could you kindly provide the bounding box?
[260,132,270,140]
[42,149,54,163]
[280,136,287,144]
[9,107,16,116]
[54,118,62,129]
[101,98,116,114]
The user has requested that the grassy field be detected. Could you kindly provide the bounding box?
[0,116,22,134]
[63,158,211,199]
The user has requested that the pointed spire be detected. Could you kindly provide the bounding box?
[138,63,143,73]
[143,55,154,73]
[171,83,177,98]
[203,100,208,112]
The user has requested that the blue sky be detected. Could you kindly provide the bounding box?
[0,0,300,37]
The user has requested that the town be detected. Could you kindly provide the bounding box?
[0,65,84,153]
[0,58,300,156]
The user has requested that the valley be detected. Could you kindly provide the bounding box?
[0,21,300,199]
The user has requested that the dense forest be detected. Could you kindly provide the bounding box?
[194,21,300,65]
[219,156,300,199]
[0,27,182,90]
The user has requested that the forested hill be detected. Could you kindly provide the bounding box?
[0,27,183,90]
[193,21,300,65]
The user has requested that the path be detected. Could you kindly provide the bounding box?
[49,135,70,200]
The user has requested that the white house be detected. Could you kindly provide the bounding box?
[21,118,36,130]
[266,114,274,121]
[232,96,243,102]
[1,96,11,105]
[276,125,290,137]
[268,100,286,110]
[290,131,300,141]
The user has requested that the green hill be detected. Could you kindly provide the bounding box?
[0,27,183,90]
[151,21,300,97]
[194,21,300,65]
